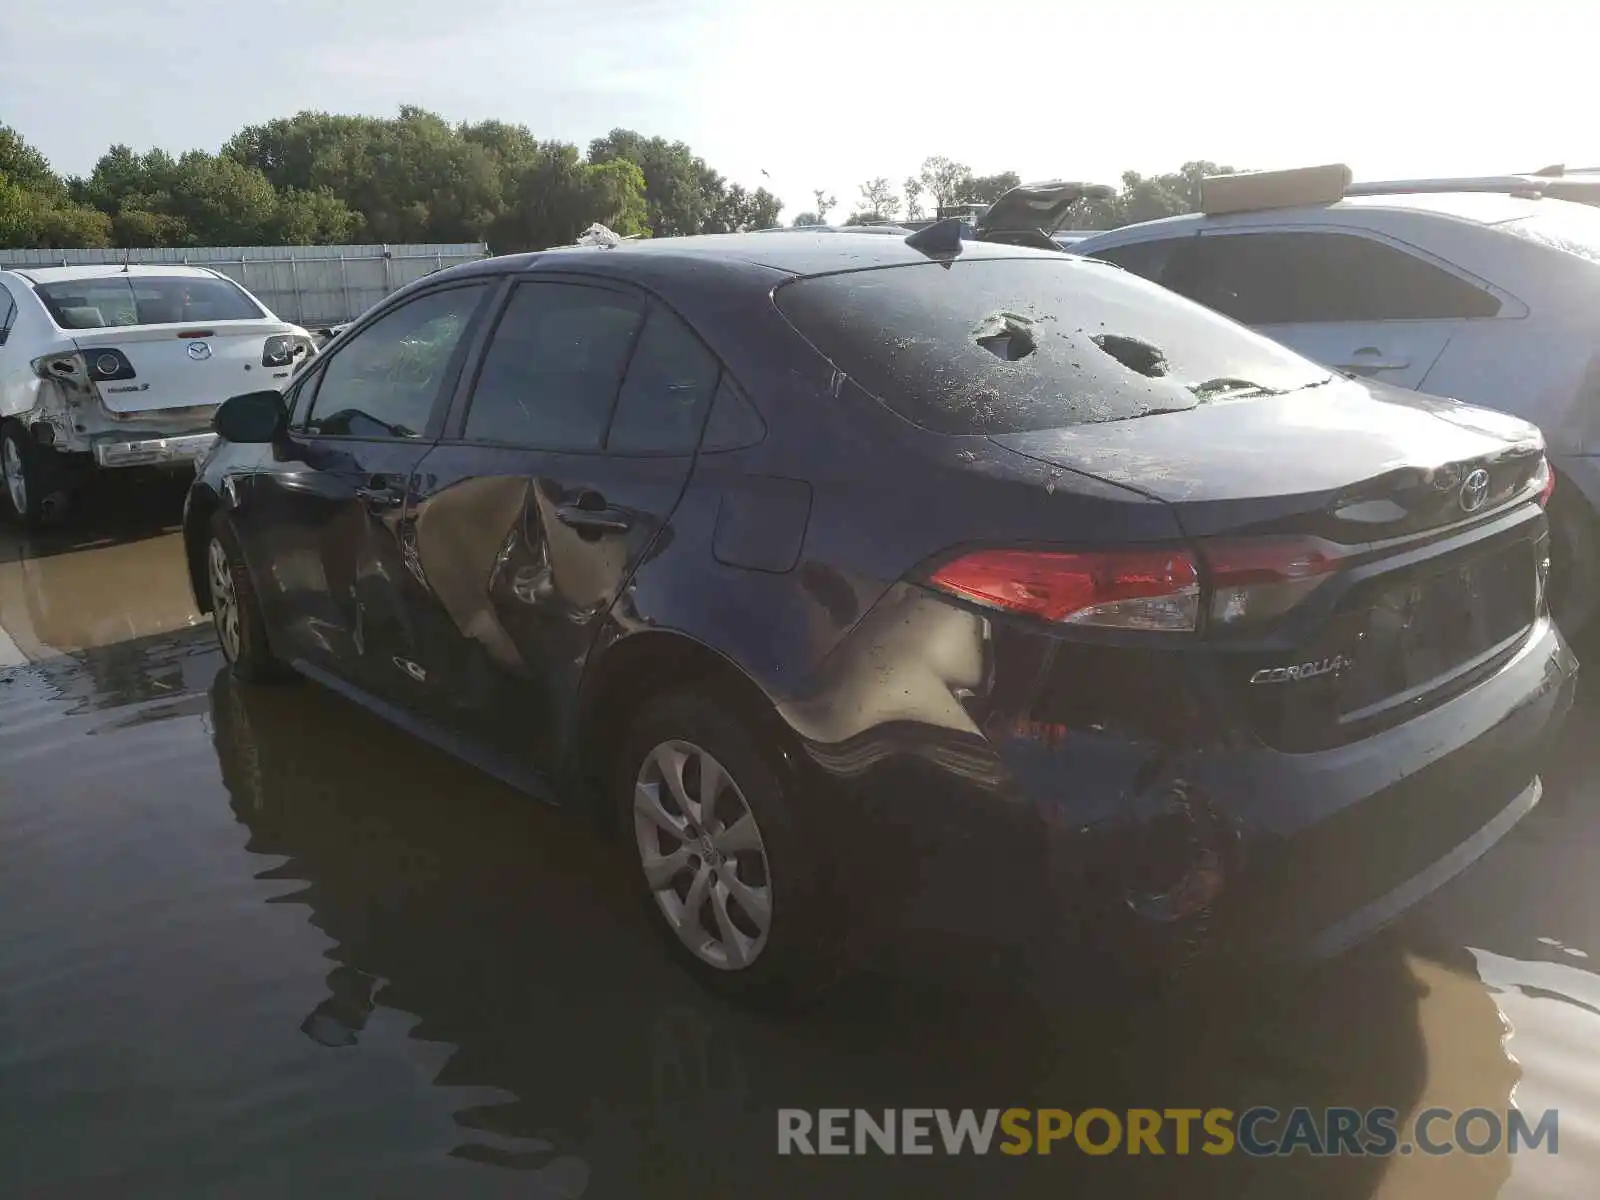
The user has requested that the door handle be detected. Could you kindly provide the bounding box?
[555,502,632,534]
[1337,347,1410,374]
[354,480,404,510]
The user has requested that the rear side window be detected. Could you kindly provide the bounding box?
[0,283,16,344]
[1086,238,1188,284]
[35,275,264,329]
[606,305,720,454]
[464,282,643,450]
[775,257,1330,435]
[1168,232,1502,323]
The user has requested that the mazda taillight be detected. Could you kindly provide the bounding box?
[927,548,1201,631]
[1202,535,1347,627]
[262,334,314,368]
[86,349,135,382]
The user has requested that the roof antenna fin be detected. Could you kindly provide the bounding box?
[904,217,966,259]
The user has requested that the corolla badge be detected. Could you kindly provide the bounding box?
[1459,468,1491,513]
[187,340,212,361]
[1249,654,1354,685]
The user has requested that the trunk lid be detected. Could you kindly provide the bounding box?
[72,321,291,414]
[994,379,1550,751]
[989,377,1546,541]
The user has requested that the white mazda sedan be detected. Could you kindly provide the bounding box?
[0,264,316,529]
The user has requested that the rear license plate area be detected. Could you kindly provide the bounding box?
[1338,539,1534,718]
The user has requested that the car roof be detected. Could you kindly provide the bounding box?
[5,264,223,285]
[1083,191,1550,242]
[434,231,1062,285]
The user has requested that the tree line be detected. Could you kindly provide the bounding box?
[2,109,1238,252]
[797,157,1240,229]
[0,108,784,252]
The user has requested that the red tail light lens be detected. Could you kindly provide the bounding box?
[1532,456,1555,507]
[1203,535,1347,627]
[928,548,1201,631]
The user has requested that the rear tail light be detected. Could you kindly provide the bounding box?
[262,334,314,368]
[927,548,1201,631]
[1203,535,1347,627]
[1532,455,1555,507]
[86,349,135,382]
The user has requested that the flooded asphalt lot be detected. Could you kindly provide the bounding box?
[2,479,1598,1199]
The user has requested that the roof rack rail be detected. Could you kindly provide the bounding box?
[1345,175,1550,199]
[1199,164,1352,215]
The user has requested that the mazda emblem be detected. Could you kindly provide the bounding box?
[187,341,212,361]
[1459,468,1490,513]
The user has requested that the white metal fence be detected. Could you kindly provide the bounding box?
[0,243,491,327]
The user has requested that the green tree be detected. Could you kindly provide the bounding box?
[791,211,821,227]
[918,156,973,211]
[903,176,925,221]
[855,176,899,222]
[967,171,1020,205]
[589,128,723,236]
[812,189,836,223]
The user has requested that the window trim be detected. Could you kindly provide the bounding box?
[293,278,499,444]
[1188,223,1523,324]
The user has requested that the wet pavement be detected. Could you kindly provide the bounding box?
[2,484,1598,1198]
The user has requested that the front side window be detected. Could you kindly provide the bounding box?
[462,282,644,450]
[1168,232,1501,323]
[0,283,16,345]
[35,275,265,329]
[305,285,487,439]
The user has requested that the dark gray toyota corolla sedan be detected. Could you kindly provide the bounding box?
[182,227,1577,1003]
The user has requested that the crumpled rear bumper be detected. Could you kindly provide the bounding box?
[92,432,218,468]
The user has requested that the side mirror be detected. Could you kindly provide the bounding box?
[214,390,286,444]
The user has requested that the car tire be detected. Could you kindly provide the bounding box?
[1545,480,1600,639]
[1,420,70,532]
[616,687,844,1008]
[207,511,289,683]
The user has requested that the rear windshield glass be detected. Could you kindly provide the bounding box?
[775,256,1332,434]
[1501,204,1600,264]
[36,275,264,329]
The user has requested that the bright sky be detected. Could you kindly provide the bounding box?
[2,0,1595,221]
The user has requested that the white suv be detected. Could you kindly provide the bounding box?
[1071,167,1600,632]
[0,264,315,529]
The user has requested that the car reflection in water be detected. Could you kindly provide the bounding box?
[205,668,1521,1200]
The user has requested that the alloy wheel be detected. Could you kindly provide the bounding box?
[2,436,25,515]
[208,537,242,661]
[633,739,773,970]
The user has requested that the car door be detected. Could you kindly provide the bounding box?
[1168,228,1502,389]
[394,277,720,776]
[240,280,494,700]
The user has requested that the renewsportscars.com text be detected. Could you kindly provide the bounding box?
[777,1106,1559,1157]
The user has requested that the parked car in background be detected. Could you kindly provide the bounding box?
[185,231,1573,1003]
[0,264,316,530]
[1070,164,1600,633]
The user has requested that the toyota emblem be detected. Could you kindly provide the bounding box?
[187,341,212,361]
[1459,468,1491,513]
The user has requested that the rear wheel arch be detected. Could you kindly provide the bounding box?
[570,631,793,809]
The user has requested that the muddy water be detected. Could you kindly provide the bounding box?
[2,494,1597,1198]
